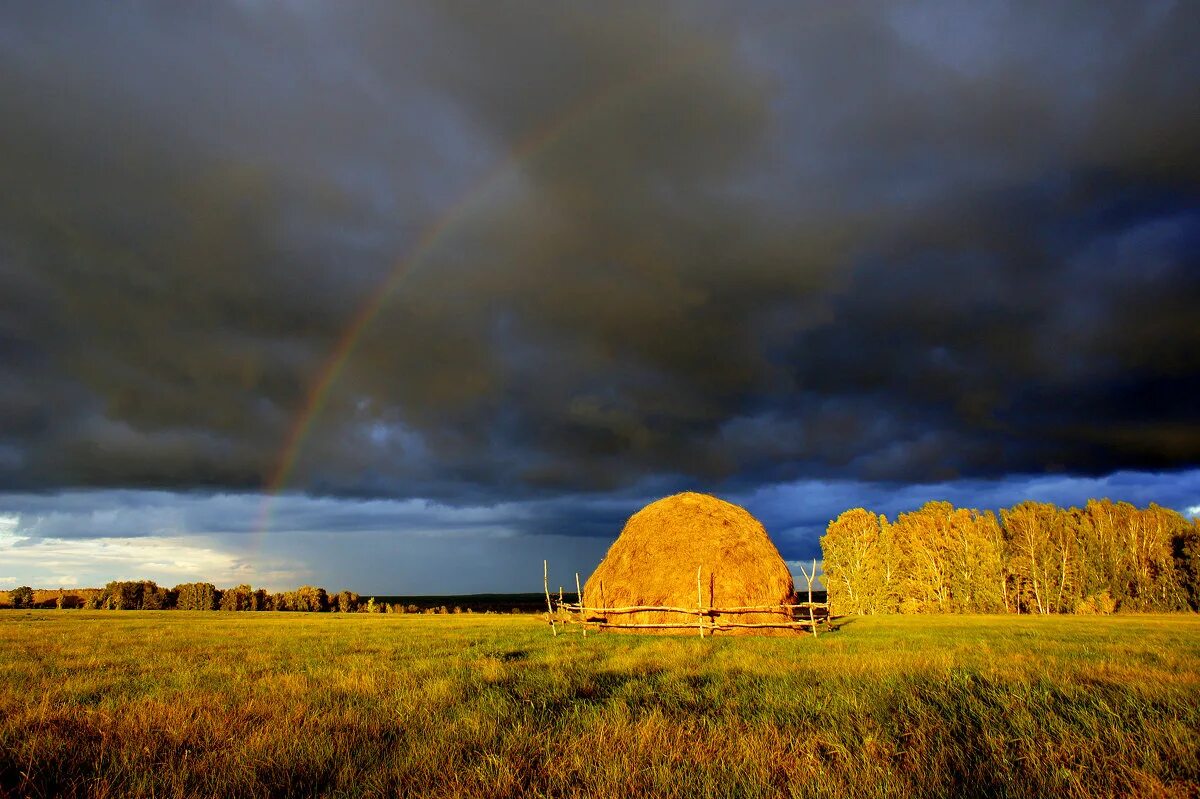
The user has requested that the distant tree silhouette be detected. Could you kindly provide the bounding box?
[99,581,167,610]
[288,586,328,612]
[8,586,33,609]
[220,584,256,611]
[141,582,169,610]
[174,583,219,611]
[335,591,360,614]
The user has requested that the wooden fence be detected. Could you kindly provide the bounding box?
[542,561,834,638]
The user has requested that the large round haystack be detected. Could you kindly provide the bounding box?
[583,492,796,635]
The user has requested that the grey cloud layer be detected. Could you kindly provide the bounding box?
[1,2,1198,500]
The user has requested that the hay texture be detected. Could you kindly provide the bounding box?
[583,492,796,635]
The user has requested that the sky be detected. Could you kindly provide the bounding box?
[1,2,1198,593]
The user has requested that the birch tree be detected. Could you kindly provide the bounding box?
[821,508,886,614]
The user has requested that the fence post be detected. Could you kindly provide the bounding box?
[575,572,586,638]
[696,566,705,638]
[799,560,818,638]
[543,559,557,637]
[809,558,818,638]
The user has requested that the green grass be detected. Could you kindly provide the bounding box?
[2,612,1198,798]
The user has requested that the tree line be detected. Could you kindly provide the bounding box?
[3,582,450,613]
[821,499,1200,615]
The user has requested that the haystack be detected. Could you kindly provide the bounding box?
[582,492,796,634]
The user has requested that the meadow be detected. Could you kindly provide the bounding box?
[1,612,1197,799]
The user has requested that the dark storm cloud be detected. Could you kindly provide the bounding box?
[1,1,1198,501]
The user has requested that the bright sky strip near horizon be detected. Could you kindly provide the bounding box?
[0,3,1197,591]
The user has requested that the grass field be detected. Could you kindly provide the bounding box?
[1,612,1198,798]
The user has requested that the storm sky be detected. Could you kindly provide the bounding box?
[1,2,1198,592]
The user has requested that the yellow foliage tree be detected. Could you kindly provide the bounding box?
[821,509,893,614]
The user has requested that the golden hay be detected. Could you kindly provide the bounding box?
[583,492,797,635]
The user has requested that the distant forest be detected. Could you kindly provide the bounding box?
[822,499,1200,615]
[0,584,516,614]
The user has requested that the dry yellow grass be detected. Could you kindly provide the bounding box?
[1,611,1198,798]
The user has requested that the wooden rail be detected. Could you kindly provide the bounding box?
[556,604,828,615]
[542,561,834,638]
[596,621,824,630]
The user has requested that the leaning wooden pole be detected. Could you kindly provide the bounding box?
[799,559,817,638]
[543,559,557,637]
[696,565,705,638]
[809,558,818,638]
[809,559,816,605]
[575,572,586,637]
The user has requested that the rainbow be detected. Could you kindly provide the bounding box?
[253,53,708,542]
